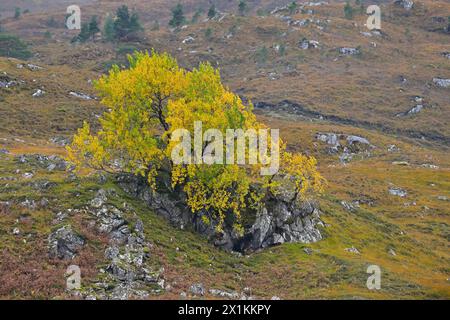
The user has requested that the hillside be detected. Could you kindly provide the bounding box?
[0,0,449,300]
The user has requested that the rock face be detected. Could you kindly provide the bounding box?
[59,189,164,299]
[48,225,85,260]
[117,175,324,253]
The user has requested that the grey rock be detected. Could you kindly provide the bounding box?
[394,0,414,10]
[90,189,107,208]
[189,283,205,296]
[389,187,407,197]
[345,246,360,254]
[69,91,94,100]
[48,225,85,260]
[339,47,360,55]
[209,289,239,299]
[433,78,450,88]
[32,89,45,97]
[117,175,323,253]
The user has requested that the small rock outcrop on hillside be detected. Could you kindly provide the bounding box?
[117,175,324,253]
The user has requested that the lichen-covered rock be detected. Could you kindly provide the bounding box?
[117,174,324,253]
[48,225,85,260]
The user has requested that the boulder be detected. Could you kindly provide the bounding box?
[433,78,450,88]
[48,225,85,260]
[189,283,205,296]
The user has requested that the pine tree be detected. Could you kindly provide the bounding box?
[191,9,203,23]
[103,15,115,41]
[0,34,32,59]
[288,1,298,14]
[169,4,186,28]
[72,22,91,43]
[238,1,248,16]
[113,5,142,40]
[88,16,100,40]
[208,5,216,20]
[344,2,354,20]
[14,8,21,19]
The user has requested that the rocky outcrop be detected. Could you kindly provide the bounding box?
[315,132,374,163]
[117,175,324,253]
[57,189,164,300]
[48,225,85,260]
[16,154,69,171]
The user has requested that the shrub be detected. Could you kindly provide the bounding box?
[208,5,216,20]
[0,34,32,59]
[344,2,354,20]
[113,5,142,40]
[169,4,186,28]
[238,1,248,16]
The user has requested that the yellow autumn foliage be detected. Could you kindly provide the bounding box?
[67,51,324,233]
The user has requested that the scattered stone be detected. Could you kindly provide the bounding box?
[90,189,107,208]
[48,225,85,260]
[347,135,370,146]
[345,246,360,254]
[271,296,281,300]
[388,144,400,152]
[437,196,448,201]
[189,283,205,296]
[32,89,45,97]
[17,63,43,71]
[20,199,37,210]
[394,0,414,10]
[340,201,357,212]
[22,172,34,179]
[182,36,195,44]
[299,39,319,49]
[389,187,407,197]
[12,227,20,235]
[433,78,450,88]
[421,163,439,169]
[442,52,450,59]
[392,161,409,166]
[388,249,397,256]
[69,91,94,100]
[339,47,360,55]
[209,289,239,299]
[49,136,71,146]
[0,149,10,154]
[316,132,340,152]
[303,247,313,255]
